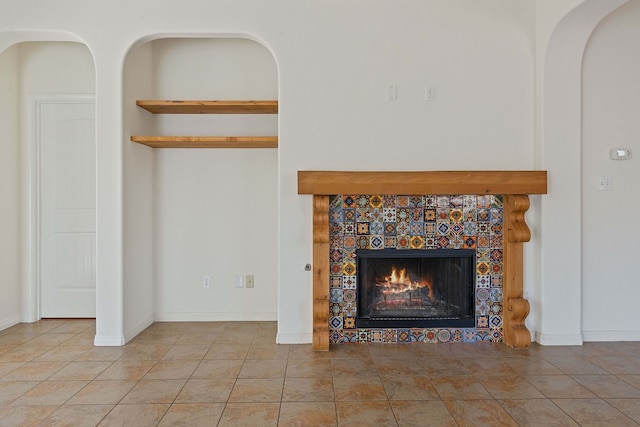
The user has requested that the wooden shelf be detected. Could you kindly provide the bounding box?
[298,171,547,195]
[136,100,278,114]
[131,136,278,149]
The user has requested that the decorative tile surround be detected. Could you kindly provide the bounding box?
[328,194,504,344]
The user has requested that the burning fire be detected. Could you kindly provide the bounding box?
[375,266,435,301]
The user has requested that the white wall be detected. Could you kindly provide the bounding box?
[582,0,640,340]
[0,45,21,330]
[123,42,156,341]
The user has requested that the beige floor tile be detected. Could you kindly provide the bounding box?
[0,361,24,378]
[430,376,493,400]
[419,357,472,376]
[478,375,546,399]
[97,403,169,427]
[0,361,68,381]
[175,332,218,345]
[59,334,95,347]
[330,359,379,378]
[217,402,280,427]
[174,378,235,403]
[391,400,457,427]
[374,357,424,377]
[39,404,113,427]
[572,374,640,398]
[120,379,186,404]
[285,358,332,377]
[119,344,171,361]
[333,376,387,401]
[49,320,95,334]
[278,401,337,427]
[287,344,332,360]
[336,401,397,426]
[0,346,51,362]
[381,375,439,400]
[21,334,76,347]
[502,357,564,375]
[10,380,88,406]
[229,378,284,402]
[239,359,287,378]
[143,360,199,380]
[76,347,126,362]
[499,399,580,426]
[0,381,39,406]
[95,360,156,380]
[444,399,519,426]
[191,359,243,379]
[368,344,414,359]
[246,343,290,360]
[459,356,520,376]
[0,404,58,427]
[282,377,334,402]
[607,398,640,423]
[204,343,251,359]
[161,344,211,360]
[525,374,598,398]
[590,356,640,375]
[619,374,640,389]
[0,334,39,346]
[34,346,92,362]
[158,403,225,426]
[544,356,609,375]
[67,380,136,404]
[48,361,112,381]
[552,398,638,427]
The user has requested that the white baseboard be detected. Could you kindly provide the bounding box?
[124,314,154,343]
[0,315,21,332]
[582,330,640,342]
[94,334,125,346]
[154,312,278,322]
[277,333,312,344]
[534,331,583,346]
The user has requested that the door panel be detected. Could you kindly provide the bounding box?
[40,100,96,318]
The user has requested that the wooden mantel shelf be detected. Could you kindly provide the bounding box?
[130,136,278,149]
[136,100,278,114]
[298,171,547,195]
[298,170,547,351]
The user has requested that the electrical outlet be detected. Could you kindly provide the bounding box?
[246,275,254,288]
[203,276,211,289]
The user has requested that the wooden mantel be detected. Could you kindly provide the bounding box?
[297,171,548,351]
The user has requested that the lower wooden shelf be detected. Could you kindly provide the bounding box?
[130,136,278,149]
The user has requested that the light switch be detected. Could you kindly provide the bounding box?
[596,176,612,191]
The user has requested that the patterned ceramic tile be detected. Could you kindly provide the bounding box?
[329,194,504,344]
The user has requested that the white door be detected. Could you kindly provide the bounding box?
[39,100,96,317]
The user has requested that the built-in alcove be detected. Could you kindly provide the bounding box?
[122,38,278,333]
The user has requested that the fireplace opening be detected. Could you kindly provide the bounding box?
[356,249,475,329]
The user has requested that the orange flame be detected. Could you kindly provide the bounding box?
[376,266,435,301]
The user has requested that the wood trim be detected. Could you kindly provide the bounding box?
[503,195,532,348]
[130,136,278,149]
[298,171,547,195]
[312,196,330,351]
[136,100,278,114]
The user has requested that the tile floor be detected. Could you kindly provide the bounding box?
[1,320,640,426]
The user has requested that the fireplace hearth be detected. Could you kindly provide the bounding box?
[356,249,475,329]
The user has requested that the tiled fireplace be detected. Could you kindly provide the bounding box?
[328,194,504,344]
[298,171,547,350]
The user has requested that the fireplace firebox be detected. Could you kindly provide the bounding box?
[356,249,475,329]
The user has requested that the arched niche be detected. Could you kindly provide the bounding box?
[538,0,629,345]
[121,37,279,342]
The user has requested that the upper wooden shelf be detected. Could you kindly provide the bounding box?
[136,100,278,114]
[131,136,278,149]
